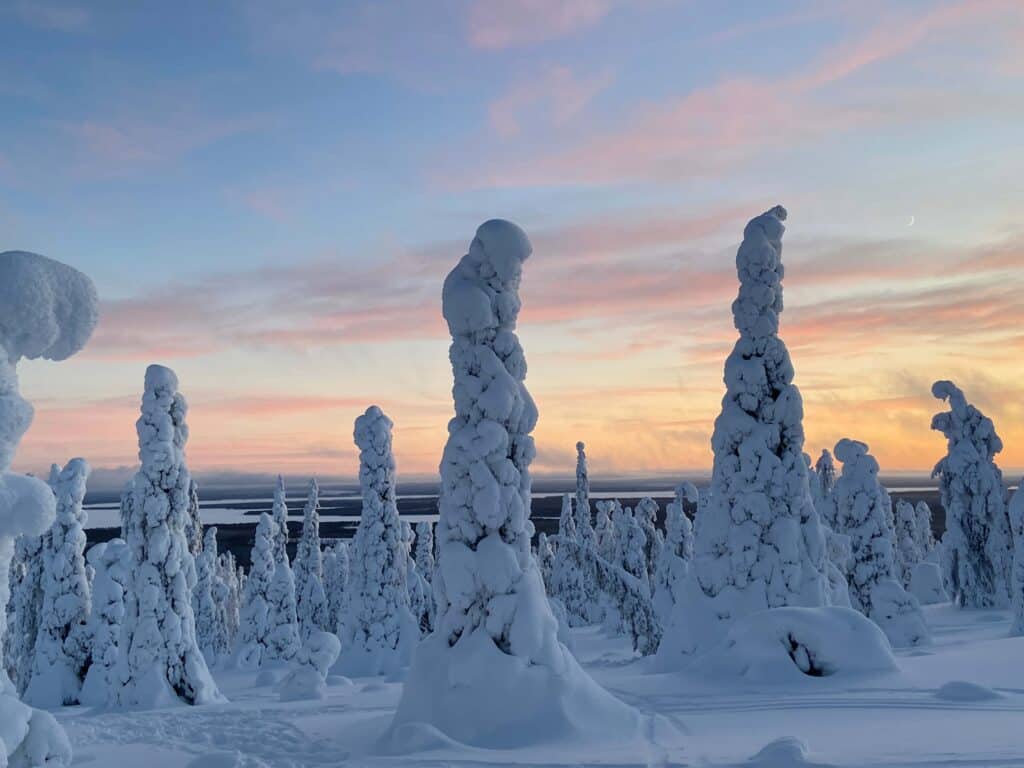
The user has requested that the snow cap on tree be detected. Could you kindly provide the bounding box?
[388,220,637,749]
[660,206,830,662]
[931,380,1012,608]
[25,458,92,707]
[113,365,221,707]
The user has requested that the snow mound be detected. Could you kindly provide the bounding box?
[186,751,270,768]
[701,607,898,684]
[383,628,640,751]
[744,737,833,767]
[277,666,326,702]
[934,680,1001,702]
[910,561,948,605]
[0,250,99,364]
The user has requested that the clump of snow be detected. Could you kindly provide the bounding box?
[745,736,833,768]
[25,458,92,707]
[277,631,340,703]
[336,406,416,676]
[113,365,222,708]
[931,380,1013,608]
[910,561,948,606]
[0,250,96,766]
[934,680,1002,702]
[701,606,898,685]
[387,220,638,749]
[661,206,831,663]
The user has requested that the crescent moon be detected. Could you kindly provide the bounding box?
[907,215,915,227]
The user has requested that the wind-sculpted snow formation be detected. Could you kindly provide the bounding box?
[659,207,831,664]
[931,381,1013,608]
[113,365,222,707]
[0,250,96,766]
[387,220,638,750]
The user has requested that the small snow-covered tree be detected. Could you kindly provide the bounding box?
[914,501,936,557]
[414,522,434,586]
[389,221,634,747]
[833,439,929,647]
[401,520,431,634]
[271,475,289,564]
[931,380,1013,608]
[1010,482,1024,636]
[323,542,349,636]
[594,500,616,561]
[25,458,93,707]
[894,500,922,589]
[0,249,97,767]
[812,449,837,522]
[536,532,555,591]
[551,494,591,626]
[653,482,696,624]
[236,513,275,667]
[635,496,663,588]
[79,539,129,706]
[185,478,202,557]
[215,551,241,650]
[613,506,648,587]
[575,441,596,546]
[661,207,831,662]
[294,479,328,638]
[338,406,415,675]
[194,527,227,666]
[113,365,221,707]
[6,532,44,694]
[264,553,300,664]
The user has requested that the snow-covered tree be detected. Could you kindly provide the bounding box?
[323,542,349,636]
[1010,483,1024,636]
[812,449,837,522]
[25,459,92,707]
[194,527,227,666]
[575,441,595,546]
[653,482,696,624]
[79,539,129,706]
[833,439,928,646]
[660,207,831,662]
[536,532,555,591]
[551,494,592,626]
[401,519,431,634]
[271,475,289,564]
[1,250,97,766]
[914,501,936,557]
[613,506,648,586]
[931,380,1013,608]
[185,478,202,557]
[264,553,300,664]
[558,492,576,542]
[414,522,434,586]
[635,496,663,588]
[389,220,634,748]
[594,500,616,561]
[113,365,221,708]
[215,551,241,650]
[294,479,328,638]
[5,532,44,695]
[236,513,275,667]
[894,500,922,589]
[337,406,415,675]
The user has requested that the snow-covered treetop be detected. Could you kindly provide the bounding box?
[54,457,90,515]
[354,406,397,504]
[731,205,787,341]
[815,449,836,492]
[931,380,1003,463]
[0,250,99,364]
[136,364,189,487]
[678,481,699,504]
[441,219,531,338]
[834,438,875,475]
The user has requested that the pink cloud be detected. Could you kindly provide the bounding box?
[489,65,614,138]
[467,0,612,50]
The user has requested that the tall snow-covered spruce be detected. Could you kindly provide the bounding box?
[659,207,832,662]
[235,513,276,667]
[25,458,93,707]
[931,381,1012,608]
[113,365,221,707]
[388,220,637,749]
[294,479,328,638]
[336,406,416,675]
[0,250,96,766]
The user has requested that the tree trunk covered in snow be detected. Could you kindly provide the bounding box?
[660,207,831,662]
[113,365,221,707]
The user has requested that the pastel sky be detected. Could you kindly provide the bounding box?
[4,0,1023,481]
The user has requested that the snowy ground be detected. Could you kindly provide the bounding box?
[56,604,1024,767]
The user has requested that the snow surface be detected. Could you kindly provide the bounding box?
[42,603,1024,767]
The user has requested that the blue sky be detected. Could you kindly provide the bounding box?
[3,0,1023,478]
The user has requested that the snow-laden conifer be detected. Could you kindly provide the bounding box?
[894,500,922,589]
[113,365,221,707]
[388,220,636,748]
[653,483,696,624]
[575,441,595,545]
[931,380,1012,607]
[914,501,936,557]
[294,479,327,638]
[194,527,227,666]
[661,207,831,661]
[594,500,616,561]
[271,475,289,564]
[537,532,555,591]
[25,459,92,707]
[236,513,275,667]
[635,496,663,588]
[337,406,415,675]
[323,542,349,636]
[414,522,434,587]
[79,539,129,706]
[1009,483,1024,636]
[215,551,241,650]
[401,519,431,634]
[264,553,300,664]
[833,439,929,647]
